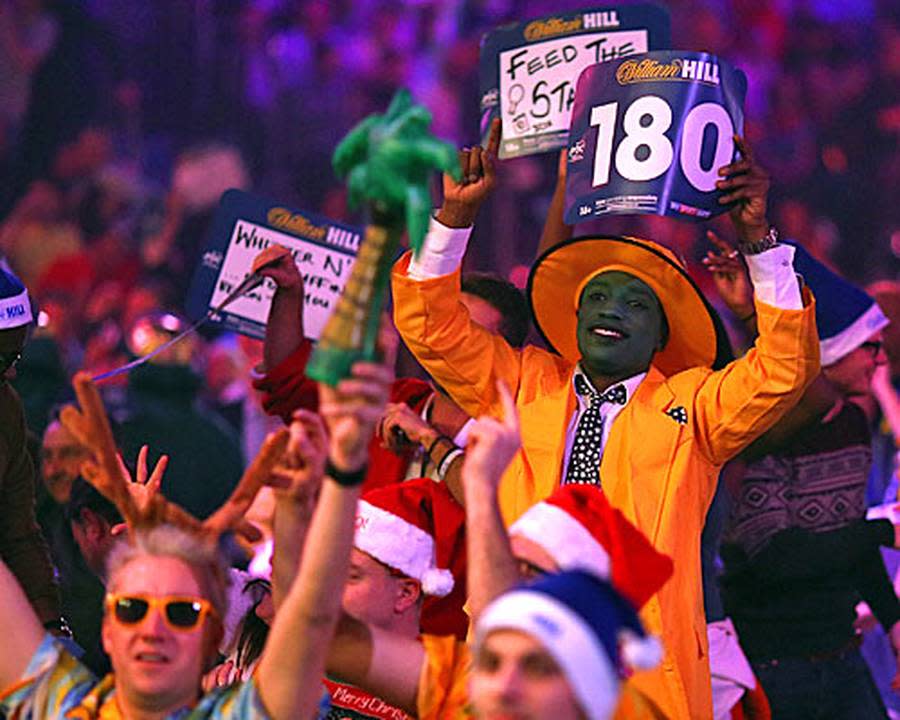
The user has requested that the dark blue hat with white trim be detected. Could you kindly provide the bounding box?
[0,266,32,331]
[474,570,662,720]
[787,241,887,365]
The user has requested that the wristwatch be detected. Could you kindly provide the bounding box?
[738,226,779,255]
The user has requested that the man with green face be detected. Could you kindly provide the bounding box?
[576,271,667,387]
[390,134,820,720]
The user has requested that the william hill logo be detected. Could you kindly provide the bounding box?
[523,11,620,40]
[616,57,721,86]
[524,17,581,40]
[267,208,326,241]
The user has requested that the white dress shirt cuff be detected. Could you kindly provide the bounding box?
[744,244,803,310]
[406,216,473,280]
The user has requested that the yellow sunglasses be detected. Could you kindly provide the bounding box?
[105,593,218,633]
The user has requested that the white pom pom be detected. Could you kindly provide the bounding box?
[619,629,663,670]
[421,568,454,597]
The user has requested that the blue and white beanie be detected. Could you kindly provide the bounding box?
[788,242,888,366]
[0,266,32,331]
[474,570,662,720]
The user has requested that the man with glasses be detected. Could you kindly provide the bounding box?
[0,265,62,632]
[0,354,397,719]
[704,239,899,719]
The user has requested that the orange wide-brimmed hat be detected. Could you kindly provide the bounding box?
[527,236,721,376]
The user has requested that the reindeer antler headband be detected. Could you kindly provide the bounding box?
[61,372,289,545]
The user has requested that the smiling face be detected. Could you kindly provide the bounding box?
[575,272,666,386]
[470,629,585,720]
[41,420,89,504]
[102,554,219,716]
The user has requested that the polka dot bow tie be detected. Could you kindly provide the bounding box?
[564,377,628,485]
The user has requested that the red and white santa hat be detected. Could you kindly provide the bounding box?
[509,485,672,609]
[354,478,460,597]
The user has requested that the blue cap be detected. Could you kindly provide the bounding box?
[0,266,32,331]
[787,241,887,365]
[475,571,662,720]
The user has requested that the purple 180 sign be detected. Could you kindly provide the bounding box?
[564,51,747,222]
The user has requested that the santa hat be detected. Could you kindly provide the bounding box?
[0,266,32,330]
[787,241,888,366]
[475,570,661,720]
[354,479,459,597]
[509,485,672,609]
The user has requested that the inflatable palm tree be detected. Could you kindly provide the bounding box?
[306,89,460,386]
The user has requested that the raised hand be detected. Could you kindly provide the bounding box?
[268,410,328,506]
[377,402,438,453]
[437,118,501,229]
[115,444,168,514]
[202,660,238,691]
[320,361,394,474]
[716,135,771,244]
[462,381,521,495]
[701,229,754,319]
[252,244,304,296]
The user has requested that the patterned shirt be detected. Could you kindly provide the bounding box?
[0,634,280,720]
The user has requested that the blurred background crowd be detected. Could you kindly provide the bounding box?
[1,0,899,457]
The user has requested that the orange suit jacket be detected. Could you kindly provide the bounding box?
[392,253,820,719]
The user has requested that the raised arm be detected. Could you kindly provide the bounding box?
[0,559,44,692]
[268,410,327,612]
[702,229,836,457]
[463,382,523,621]
[252,244,308,373]
[691,137,820,466]
[392,121,537,417]
[320,382,523,718]
[256,358,392,720]
[536,149,573,258]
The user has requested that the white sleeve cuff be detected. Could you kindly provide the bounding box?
[744,244,803,310]
[406,216,473,280]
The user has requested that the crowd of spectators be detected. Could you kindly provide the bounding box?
[0,0,896,489]
[1,2,900,718]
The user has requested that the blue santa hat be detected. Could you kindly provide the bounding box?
[474,570,662,720]
[787,241,887,366]
[0,266,32,331]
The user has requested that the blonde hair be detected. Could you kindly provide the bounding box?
[105,524,231,620]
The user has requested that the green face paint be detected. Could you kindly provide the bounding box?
[575,271,666,384]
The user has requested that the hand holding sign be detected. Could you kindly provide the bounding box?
[252,243,305,296]
[437,118,501,229]
[185,190,362,343]
[716,135,771,244]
